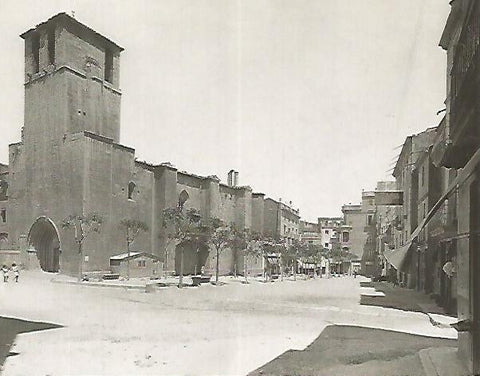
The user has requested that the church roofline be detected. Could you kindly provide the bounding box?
[20,12,124,52]
[219,183,252,191]
[83,131,135,153]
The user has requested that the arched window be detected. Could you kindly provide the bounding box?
[0,180,7,200]
[178,190,189,210]
[0,233,7,250]
[128,181,136,200]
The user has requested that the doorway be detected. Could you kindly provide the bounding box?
[27,217,61,272]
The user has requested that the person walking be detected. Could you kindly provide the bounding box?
[11,263,19,282]
[2,264,9,282]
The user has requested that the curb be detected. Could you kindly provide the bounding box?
[50,279,147,290]
[418,347,470,376]
[418,348,439,376]
[426,313,454,329]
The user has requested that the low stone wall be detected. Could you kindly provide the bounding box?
[0,250,21,268]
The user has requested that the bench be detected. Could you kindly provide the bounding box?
[102,273,120,280]
[192,275,212,286]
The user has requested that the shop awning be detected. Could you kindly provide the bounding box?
[384,242,413,270]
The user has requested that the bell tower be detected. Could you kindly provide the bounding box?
[20,12,123,145]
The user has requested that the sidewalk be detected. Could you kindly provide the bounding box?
[360,281,469,376]
[418,347,470,376]
[360,281,452,316]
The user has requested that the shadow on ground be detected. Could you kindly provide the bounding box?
[0,316,62,369]
[248,325,456,376]
[360,281,453,316]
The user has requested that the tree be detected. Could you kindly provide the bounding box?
[62,213,103,282]
[328,246,356,275]
[119,219,149,280]
[307,244,324,278]
[287,239,308,281]
[206,217,232,284]
[275,239,288,281]
[229,226,246,278]
[239,230,264,282]
[162,207,202,288]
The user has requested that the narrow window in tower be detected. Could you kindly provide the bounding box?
[105,49,113,84]
[128,181,136,200]
[48,28,55,65]
[1,209,6,223]
[32,33,40,73]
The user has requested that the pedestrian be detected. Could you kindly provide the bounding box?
[2,264,8,282]
[353,270,357,278]
[11,263,19,282]
[392,273,399,287]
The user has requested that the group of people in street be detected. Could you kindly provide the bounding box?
[2,263,19,283]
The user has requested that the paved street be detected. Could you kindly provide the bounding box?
[0,272,456,375]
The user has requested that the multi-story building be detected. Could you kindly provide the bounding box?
[432,2,480,371]
[299,220,322,246]
[318,217,343,250]
[318,216,355,275]
[263,198,300,244]
[374,181,398,280]
[387,128,437,287]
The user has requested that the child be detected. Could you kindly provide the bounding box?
[11,263,19,282]
[2,264,8,282]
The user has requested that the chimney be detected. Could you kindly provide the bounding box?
[227,170,235,187]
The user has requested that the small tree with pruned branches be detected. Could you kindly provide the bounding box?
[162,207,203,288]
[119,219,149,280]
[62,213,103,282]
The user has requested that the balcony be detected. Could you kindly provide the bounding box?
[447,2,480,168]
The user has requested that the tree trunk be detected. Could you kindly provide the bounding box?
[127,240,131,280]
[244,253,248,282]
[215,248,220,283]
[179,248,184,288]
[279,255,284,282]
[293,259,297,281]
[78,242,83,282]
[164,247,168,279]
[262,254,266,281]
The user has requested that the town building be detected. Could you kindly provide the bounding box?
[317,217,343,250]
[317,217,354,275]
[386,128,437,287]
[299,220,322,246]
[341,192,377,276]
[2,13,269,279]
[263,198,300,244]
[374,181,398,281]
[431,1,480,371]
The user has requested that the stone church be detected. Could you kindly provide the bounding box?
[2,13,270,276]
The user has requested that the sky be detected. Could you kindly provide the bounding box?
[0,1,451,221]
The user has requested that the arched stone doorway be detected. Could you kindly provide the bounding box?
[28,217,61,272]
[175,240,209,275]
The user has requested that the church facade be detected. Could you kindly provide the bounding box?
[2,13,282,277]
